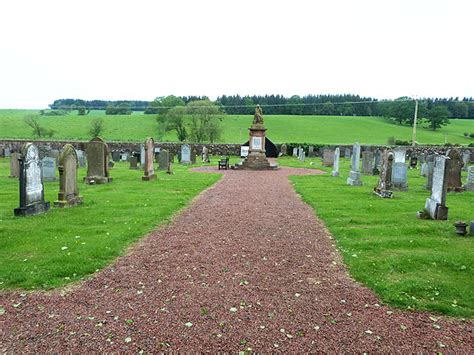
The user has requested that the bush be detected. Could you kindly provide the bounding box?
[468,143,474,147]
[395,139,410,146]
[464,132,469,137]
[387,136,396,145]
[469,133,474,139]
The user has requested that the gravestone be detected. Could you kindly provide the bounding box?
[308,146,315,157]
[280,144,287,156]
[158,149,169,170]
[111,150,120,162]
[181,144,191,164]
[301,151,306,162]
[292,148,298,157]
[241,146,249,158]
[140,144,145,165]
[425,155,435,190]
[361,151,374,175]
[129,156,138,169]
[463,166,474,191]
[142,137,156,181]
[373,149,382,175]
[4,148,11,157]
[344,148,351,159]
[424,155,449,220]
[323,149,335,167]
[76,150,86,168]
[331,147,340,177]
[202,146,210,163]
[121,151,130,162]
[41,156,56,182]
[48,149,60,164]
[391,148,408,190]
[191,149,197,164]
[462,151,470,171]
[14,143,50,216]
[391,162,408,190]
[420,162,428,177]
[9,153,20,178]
[419,153,426,164]
[394,148,406,163]
[54,144,83,207]
[446,149,463,192]
[84,137,112,184]
[374,150,394,198]
[347,142,362,186]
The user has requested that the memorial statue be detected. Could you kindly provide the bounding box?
[253,104,264,124]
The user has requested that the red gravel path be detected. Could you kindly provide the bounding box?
[0,167,472,352]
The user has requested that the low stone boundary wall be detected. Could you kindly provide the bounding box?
[0,139,473,161]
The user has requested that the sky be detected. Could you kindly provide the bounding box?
[0,0,473,109]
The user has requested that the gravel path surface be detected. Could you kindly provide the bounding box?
[1,166,472,352]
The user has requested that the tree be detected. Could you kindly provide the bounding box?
[155,95,187,142]
[24,115,55,138]
[89,118,105,137]
[187,100,224,143]
[426,106,450,130]
[450,102,468,118]
[77,106,90,116]
[388,98,415,125]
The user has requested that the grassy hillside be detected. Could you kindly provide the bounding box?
[1,109,473,145]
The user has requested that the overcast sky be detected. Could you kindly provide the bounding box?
[0,0,473,109]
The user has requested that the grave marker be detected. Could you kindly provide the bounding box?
[446,149,463,192]
[84,137,112,184]
[361,150,374,175]
[280,144,287,156]
[331,147,340,177]
[463,166,474,191]
[181,144,191,164]
[9,153,20,178]
[159,149,169,170]
[424,155,449,220]
[322,149,335,167]
[54,144,83,207]
[374,150,394,198]
[14,143,50,216]
[347,142,362,186]
[142,138,156,181]
[41,156,56,182]
[129,156,138,169]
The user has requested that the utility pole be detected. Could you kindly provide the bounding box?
[412,98,418,147]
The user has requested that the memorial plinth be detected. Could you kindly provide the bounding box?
[237,105,278,170]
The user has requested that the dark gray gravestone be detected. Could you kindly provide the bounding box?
[9,153,20,178]
[129,156,138,169]
[391,162,408,190]
[4,148,11,157]
[158,149,169,170]
[331,147,340,177]
[111,150,120,162]
[374,150,394,198]
[181,144,191,164]
[142,137,156,181]
[463,166,474,191]
[191,149,197,164]
[54,144,83,207]
[446,149,463,192]
[84,137,112,184]
[308,146,315,157]
[14,143,50,216]
[361,151,374,175]
[41,156,56,182]
[425,155,435,190]
[424,155,449,220]
[347,142,362,186]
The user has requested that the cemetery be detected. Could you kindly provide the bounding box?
[1,126,472,353]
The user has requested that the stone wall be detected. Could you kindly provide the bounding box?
[0,139,472,161]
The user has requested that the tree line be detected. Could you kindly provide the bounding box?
[50,95,474,119]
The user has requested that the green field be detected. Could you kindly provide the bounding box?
[0,158,220,290]
[279,157,474,318]
[1,109,474,145]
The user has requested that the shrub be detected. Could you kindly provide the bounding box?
[387,136,396,145]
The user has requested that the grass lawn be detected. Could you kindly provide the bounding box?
[1,109,474,145]
[279,156,474,318]
[0,157,221,290]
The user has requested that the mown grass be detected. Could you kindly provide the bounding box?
[0,157,220,290]
[279,156,474,318]
[1,109,474,145]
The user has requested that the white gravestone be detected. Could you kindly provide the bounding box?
[181,144,191,164]
[347,142,362,186]
[424,155,449,220]
[241,146,249,158]
[332,147,340,177]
